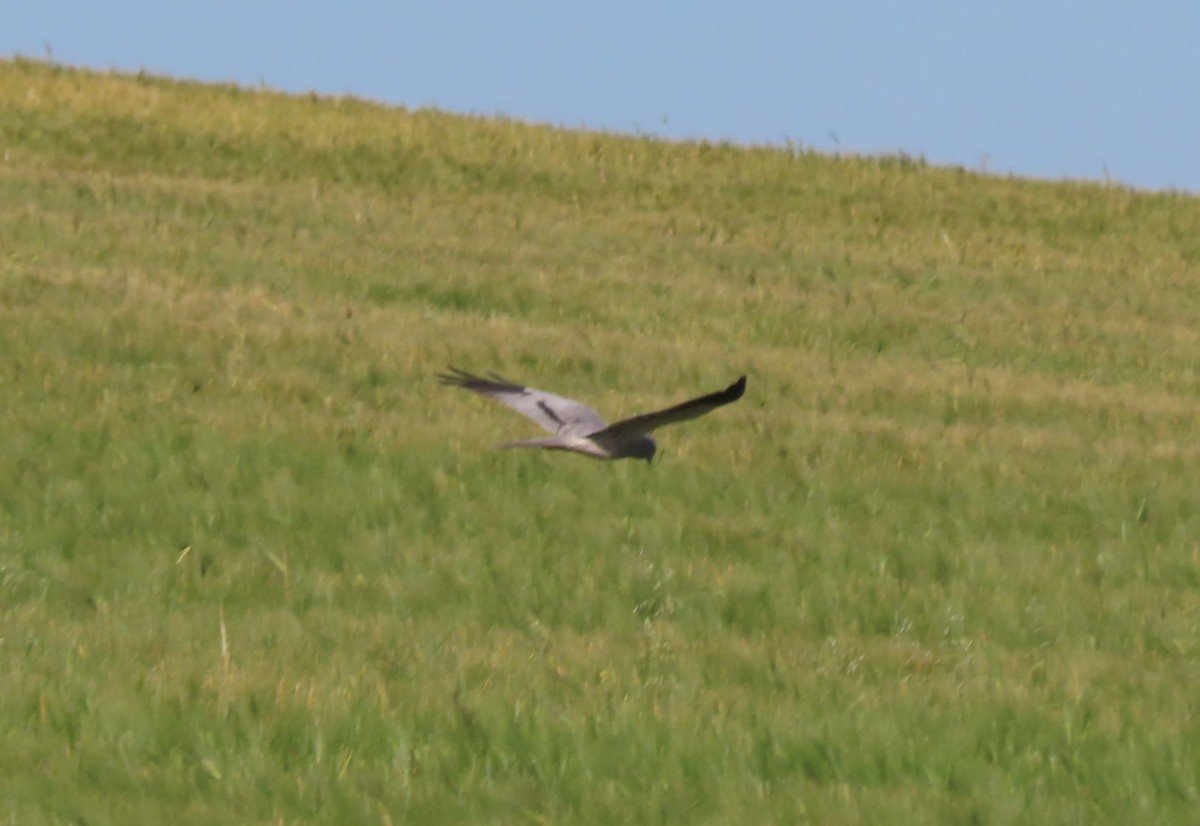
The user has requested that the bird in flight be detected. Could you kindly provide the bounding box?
[438,367,746,462]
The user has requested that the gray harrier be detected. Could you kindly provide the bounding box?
[439,367,746,462]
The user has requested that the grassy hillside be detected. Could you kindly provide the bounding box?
[2,57,1199,824]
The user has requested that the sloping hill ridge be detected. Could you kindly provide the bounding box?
[2,57,1200,823]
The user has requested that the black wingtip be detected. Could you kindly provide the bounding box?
[436,365,471,386]
[728,375,747,401]
[437,366,528,395]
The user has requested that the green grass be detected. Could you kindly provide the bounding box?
[2,56,1200,823]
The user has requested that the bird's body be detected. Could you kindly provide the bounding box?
[438,367,745,461]
[499,431,658,460]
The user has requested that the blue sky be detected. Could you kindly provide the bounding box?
[5,2,1198,192]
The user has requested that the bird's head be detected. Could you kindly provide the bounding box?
[630,435,657,463]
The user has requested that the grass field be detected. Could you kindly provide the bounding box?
[2,57,1199,823]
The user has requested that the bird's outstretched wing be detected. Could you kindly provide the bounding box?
[437,367,608,436]
[590,376,746,438]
